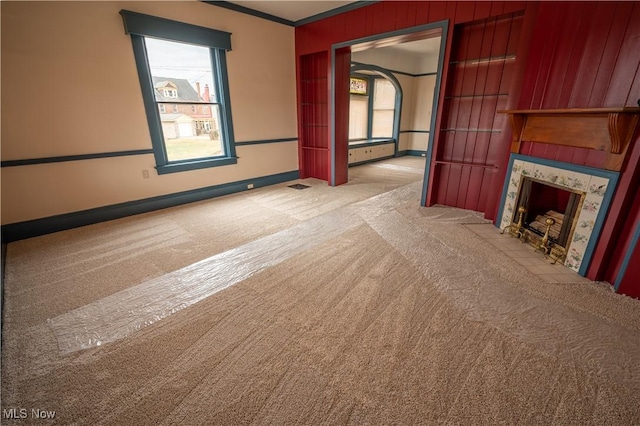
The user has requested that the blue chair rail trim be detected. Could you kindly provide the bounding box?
[1,150,154,167]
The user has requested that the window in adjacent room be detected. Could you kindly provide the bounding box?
[348,75,397,141]
[120,10,236,174]
[372,79,395,138]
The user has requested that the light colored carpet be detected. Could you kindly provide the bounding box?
[2,157,640,425]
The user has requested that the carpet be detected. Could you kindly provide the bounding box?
[2,157,639,425]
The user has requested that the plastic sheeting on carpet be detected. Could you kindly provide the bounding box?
[46,209,363,353]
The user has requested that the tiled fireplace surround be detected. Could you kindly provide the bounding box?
[494,107,640,278]
[498,154,618,276]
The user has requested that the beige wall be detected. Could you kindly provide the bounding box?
[395,74,415,132]
[410,75,436,132]
[1,1,298,224]
[408,74,436,151]
[395,73,436,152]
[351,38,441,75]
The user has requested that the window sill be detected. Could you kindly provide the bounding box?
[348,139,395,148]
[156,156,238,175]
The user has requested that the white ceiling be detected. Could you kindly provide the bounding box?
[224,1,358,23]
[377,37,442,56]
[352,37,442,75]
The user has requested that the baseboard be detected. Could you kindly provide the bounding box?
[1,170,299,243]
[402,149,427,157]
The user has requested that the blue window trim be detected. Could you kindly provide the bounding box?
[121,10,237,174]
[120,10,232,50]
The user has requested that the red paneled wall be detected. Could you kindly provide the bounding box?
[517,1,640,169]
[296,1,527,183]
[295,1,640,292]
[298,51,329,180]
[431,12,523,215]
[334,47,351,185]
[513,1,640,288]
[617,240,640,298]
[614,192,640,298]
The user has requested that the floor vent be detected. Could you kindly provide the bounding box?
[288,183,311,190]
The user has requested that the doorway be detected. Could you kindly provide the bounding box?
[330,22,449,189]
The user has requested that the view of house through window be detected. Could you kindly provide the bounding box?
[145,38,224,162]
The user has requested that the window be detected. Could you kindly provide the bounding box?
[163,88,177,98]
[372,79,395,138]
[350,77,368,95]
[349,94,368,140]
[120,10,236,174]
[348,75,398,142]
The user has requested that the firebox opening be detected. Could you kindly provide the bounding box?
[514,178,583,249]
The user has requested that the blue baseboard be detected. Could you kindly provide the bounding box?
[1,170,299,243]
[398,150,426,157]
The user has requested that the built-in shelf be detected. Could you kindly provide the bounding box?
[499,107,640,171]
[450,54,516,66]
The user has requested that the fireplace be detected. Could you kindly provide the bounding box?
[497,108,639,276]
[499,156,617,274]
[522,180,577,244]
[512,177,584,256]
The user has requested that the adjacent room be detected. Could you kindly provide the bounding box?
[2,1,640,424]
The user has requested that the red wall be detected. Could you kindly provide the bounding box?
[517,1,640,168]
[296,1,528,56]
[295,1,640,293]
[429,11,524,218]
[614,192,640,298]
[513,1,640,291]
[298,51,330,180]
[296,1,527,186]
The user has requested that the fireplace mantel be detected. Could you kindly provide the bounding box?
[499,107,640,171]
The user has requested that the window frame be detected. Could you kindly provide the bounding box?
[121,10,237,174]
[348,71,401,144]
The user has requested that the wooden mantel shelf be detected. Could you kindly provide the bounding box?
[498,107,640,171]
